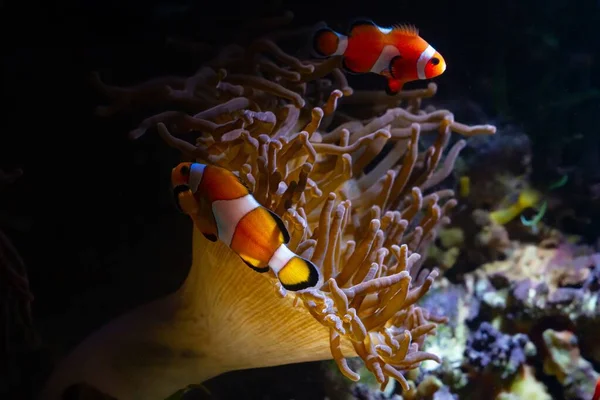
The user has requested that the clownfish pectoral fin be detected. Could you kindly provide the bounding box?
[388,55,402,79]
[385,78,404,96]
[277,256,320,291]
[348,18,378,37]
[265,207,290,244]
[241,258,270,273]
[173,185,198,214]
[173,187,219,242]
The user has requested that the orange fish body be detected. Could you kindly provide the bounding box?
[313,19,446,95]
[171,162,321,292]
[593,377,600,400]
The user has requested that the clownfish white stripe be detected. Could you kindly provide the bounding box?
[332,34,348,56]
[377,26,393,34]
[370,44,401,74]
[212,194,261,246]
[416,45,436,80]
[188,163,206,193]
[267,244,295,274]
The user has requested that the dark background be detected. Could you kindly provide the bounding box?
[2,0,599,398]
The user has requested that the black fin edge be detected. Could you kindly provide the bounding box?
[348,18,377,34]
[202,233,218,242]
[280,258,320,292]
[243,258,270,273]
[265,207,290,244]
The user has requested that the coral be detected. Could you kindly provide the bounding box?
[457,123,532,212]
[463,322,531,380]
[466,242,600,397]
[426,227,464,272]
[399,279,474,397]
[542,329,599,400]
[497,365,552,400]
[395,225,599,400]
[399,375,454,400]
[41,14,496,400]
[475,244,600,326]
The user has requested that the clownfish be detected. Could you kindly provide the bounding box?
[593,377,600,400]
[171,162,321,292]
[312,19,446,95]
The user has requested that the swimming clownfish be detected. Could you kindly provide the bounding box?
[312,19,446,95]
[171,162,321,292]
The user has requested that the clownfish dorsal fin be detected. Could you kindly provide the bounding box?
[348,18,378,37]
[392,23,419,37]
[264,207,291,244]
[233,172,252,193]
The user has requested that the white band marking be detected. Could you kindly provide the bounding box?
[212,194,260,246]
[370,44,401,74]
[333,35,348,56]
[188,163,206,193]
[268,244,295,274]
[416,45,435,80]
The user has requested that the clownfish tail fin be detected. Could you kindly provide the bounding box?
[277,255,321,292]
[312,25,347,58]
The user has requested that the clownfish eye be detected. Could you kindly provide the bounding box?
[180,165,190,176]
[431,57,440,66]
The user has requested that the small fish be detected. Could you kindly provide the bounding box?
[171,162,321,292]
[312,19,446,95]
[593,377,600,400]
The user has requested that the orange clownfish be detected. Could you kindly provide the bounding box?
[593,377,600,400]
[312,19,446,95]
[171,162,321,292]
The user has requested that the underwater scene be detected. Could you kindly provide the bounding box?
[2,0,600,399]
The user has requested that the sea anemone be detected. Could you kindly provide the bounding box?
[41,15,496,400]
